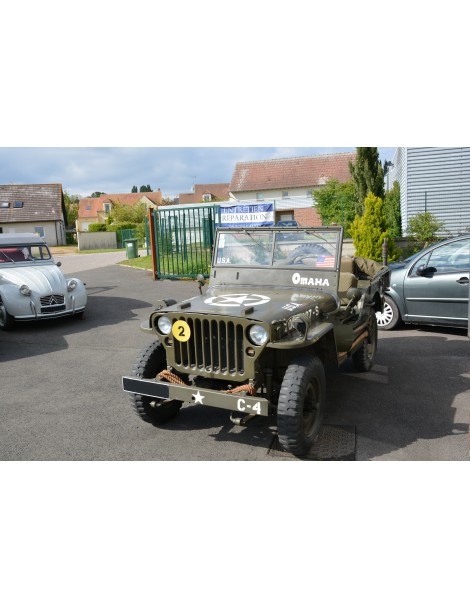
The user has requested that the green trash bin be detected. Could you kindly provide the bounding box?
[124,238,139,259]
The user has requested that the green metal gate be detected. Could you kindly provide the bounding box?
[151,205,219,278]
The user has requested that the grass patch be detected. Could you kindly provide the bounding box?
[81,248,125,254]
[119,255,153,270]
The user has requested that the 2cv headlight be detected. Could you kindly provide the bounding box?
[248,324,269,346]
[157,316,172,335]
[19,284,31,296]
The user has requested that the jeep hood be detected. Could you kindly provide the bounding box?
[161,285,339,323]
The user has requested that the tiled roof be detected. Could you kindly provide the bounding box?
[0,184,64,222]
[179,183,230,204]
[229,152,356,192]
[78,191,163,218]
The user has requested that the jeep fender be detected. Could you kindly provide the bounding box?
[268,321,337,365]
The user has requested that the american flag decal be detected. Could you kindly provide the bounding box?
[316,256,335,268]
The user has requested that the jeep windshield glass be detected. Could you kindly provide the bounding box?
[214,229,340,269]
[215,231,273,266]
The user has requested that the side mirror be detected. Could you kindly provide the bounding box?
[416,264,437,277]
[56,261,62,267]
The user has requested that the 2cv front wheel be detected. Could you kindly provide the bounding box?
[277,354,326,457]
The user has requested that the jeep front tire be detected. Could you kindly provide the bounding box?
[277,354,326,457]
[130,340,183,425]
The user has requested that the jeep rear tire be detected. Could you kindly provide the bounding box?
[277,354,326,457]
[131,340,183,425]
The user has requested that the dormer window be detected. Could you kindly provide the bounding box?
[103,203,111,214]
[202,194,211,202]
[13,201,24,208]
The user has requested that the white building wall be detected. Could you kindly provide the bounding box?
[0,222,65,245]
[394,147,470,235]
[230,187,314,201]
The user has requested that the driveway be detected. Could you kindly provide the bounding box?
[0,252,469,460]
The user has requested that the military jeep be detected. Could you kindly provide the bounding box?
[122,226,390,457]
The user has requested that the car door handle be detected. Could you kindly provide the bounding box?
[456,277,469,284]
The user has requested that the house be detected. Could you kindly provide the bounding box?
[0,183,66,245]
[77,191,163,231]
[228,152,356,225]
[390,147,470,235]
[178,183,230,204]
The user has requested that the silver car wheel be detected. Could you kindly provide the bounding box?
[376,301,394,327]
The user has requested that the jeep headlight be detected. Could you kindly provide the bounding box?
[248,324,268,346]
[157,316,172,335]
[288,315,308,340]
[19,284,31,296]
[67,279,78,291]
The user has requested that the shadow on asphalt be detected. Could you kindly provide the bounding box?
[147,327,470,460]
[324,328,469,458]
[0,290,154,362]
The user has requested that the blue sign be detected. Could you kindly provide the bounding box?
[219,203,275,227]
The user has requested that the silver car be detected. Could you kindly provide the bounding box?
[0,233,87,330]
[376,234,469,330]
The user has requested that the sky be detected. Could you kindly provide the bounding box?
[0,147,397,200]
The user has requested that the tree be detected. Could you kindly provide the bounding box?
[139,185,153,192]
[63,191,80,228]
[131,186,138,193]
[108,201,148,225]
[350,192,396,261]
[383,180,402,239]
[407,212,445,248]
[349,148,385,210]
[90,191,106,198]
[312,179,359,236]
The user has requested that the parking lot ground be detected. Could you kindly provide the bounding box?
[0,254,469,461]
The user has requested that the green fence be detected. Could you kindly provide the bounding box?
[116,228,138,248]
[151,205,219,278]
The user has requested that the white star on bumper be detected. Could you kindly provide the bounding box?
[192,390,205,404]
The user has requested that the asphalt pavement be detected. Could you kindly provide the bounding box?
[1,251,469,461]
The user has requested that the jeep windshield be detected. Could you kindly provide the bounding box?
[214,228,341,270]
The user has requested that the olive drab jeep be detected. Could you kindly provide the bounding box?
[122,226,390,457]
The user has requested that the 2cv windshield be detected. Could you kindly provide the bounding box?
[214,229,340,270]
[0,244,51,264]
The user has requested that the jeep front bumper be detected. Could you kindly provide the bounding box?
[122,376,270,416]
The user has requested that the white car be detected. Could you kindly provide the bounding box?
[0,233,87,330]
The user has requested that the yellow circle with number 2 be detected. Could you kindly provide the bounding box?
[172,320,191,342]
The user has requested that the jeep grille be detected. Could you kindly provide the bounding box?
[168,315,246,378]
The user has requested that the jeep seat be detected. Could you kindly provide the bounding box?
[338,257,358,305]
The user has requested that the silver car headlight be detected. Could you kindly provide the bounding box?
[19,284,31,296]
[248,324,269,346]
[157,316,172,335]
[67,279,78,291]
